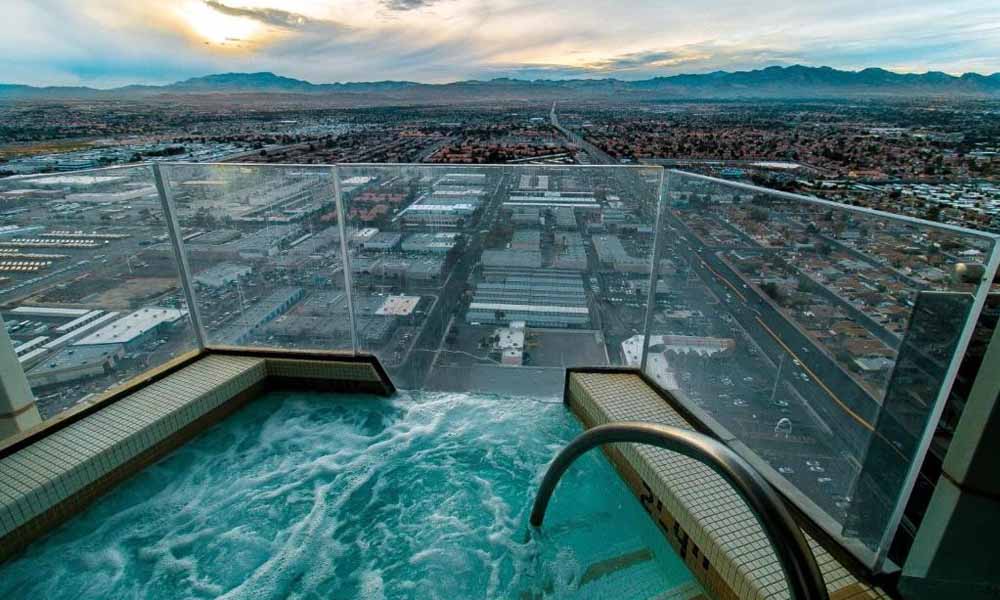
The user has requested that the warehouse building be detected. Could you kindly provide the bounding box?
[194,263,252,288]
[400,199,479,228]
[510,230,541,251]
[219,225,301,259]
[466,271,590,328]
[509,207,541,226]
[553,207,577,230]
[504,191,600,211]
[593,234,649,273]
[554,232,588,271]
[72,307,188,352]
[401,232,460,254]
[351,256,445,284]
[437,172,487,187]
[482,249,542,269]
[362,232,403,252]
[211,287,304,345]
[467,302,589,328]
[26,345,123,388]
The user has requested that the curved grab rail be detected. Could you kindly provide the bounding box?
[529,421,829,600]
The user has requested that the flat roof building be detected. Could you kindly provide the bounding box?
[482,249,542,269]
[194,263,252,288]
[376,295,421,317]
[26,345,123,388]
[401,232,460,254]
[362,232,403,252]
[73,307,187,351]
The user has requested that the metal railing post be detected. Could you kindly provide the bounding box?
[640,169,669,372]
[152,163,207,350]
[530,421,829,600]
[332,166,359,355]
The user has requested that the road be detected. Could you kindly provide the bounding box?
[668,216,878,457]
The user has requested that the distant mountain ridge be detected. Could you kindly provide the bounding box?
[2,65,999,101]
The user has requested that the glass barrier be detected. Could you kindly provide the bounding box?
[3,160,996,573]
[650,170,999,568]
[0,165,198,422]
[154,163,351,353]
[336,164,662,392]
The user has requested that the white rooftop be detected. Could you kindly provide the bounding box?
[73,307,187,346]
[9,306,91,318]
[376,295,421,316]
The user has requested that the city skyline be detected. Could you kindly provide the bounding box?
[5,0,1000,87]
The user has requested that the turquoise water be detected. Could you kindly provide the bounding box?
[0,391,698,599]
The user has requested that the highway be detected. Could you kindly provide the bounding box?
[668,216,878,457]
[546,104,881,515]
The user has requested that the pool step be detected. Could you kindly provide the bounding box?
[567,370,891,600]
[574,546,703,600]
[522,537,698,600]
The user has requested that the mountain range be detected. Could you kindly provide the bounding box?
[2,65,999,101]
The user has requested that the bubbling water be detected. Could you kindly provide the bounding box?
[0,391,693,599]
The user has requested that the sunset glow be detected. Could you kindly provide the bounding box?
[179,1,262,45]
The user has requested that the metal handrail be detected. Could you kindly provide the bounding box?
[530,421,829,600]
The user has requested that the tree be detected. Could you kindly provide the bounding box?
[761,282,784,304]
[750,207,769,222]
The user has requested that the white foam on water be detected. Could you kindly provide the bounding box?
[0,390,690,599]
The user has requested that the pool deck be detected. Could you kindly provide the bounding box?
[0,350,392,562]
[566,369,892,600]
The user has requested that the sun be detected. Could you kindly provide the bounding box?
[179,1,262,45]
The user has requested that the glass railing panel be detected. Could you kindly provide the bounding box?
[0,165,198,425]
[649,170,999,568]
[336,164,662,393]
[154,163,351,353]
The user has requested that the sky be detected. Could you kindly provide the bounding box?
[3,0,1000,87]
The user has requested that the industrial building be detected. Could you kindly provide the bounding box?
[212,287,305,345]
[218,225,301,259]
[26,345,123,388]
[283,291,398,346]
[510,207,541,226]
[593,234,649,273]
[376,295,421,317]
[481,249,542,269]
[73,307,188,352]
[8,307,91,319]
[504,191,600,211]
[553,207,577,229]
[518,174,549,191]
[194,263,252,288]
[494,321,527,366]
[602,208,631,227]
[399,173,486,229]
[553,232,588,271]
[401,232,460,254]
[351,256,445,284]
[362,232,403,252]
[399,199,479,228]
[467,271,590,328]
[436,172,487,187]
[510,230,541,251]
[282,227,342,260]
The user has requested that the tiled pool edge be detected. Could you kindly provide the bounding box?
[565,370,892,600]
[0,351,393,563]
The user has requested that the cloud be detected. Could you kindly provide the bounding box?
[204,1,307,28]
[1,0,998,87]
[486,43,805,80]
[381,0,440,11]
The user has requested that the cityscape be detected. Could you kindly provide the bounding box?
[2,1,1000,597]
[0,126,994,535]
